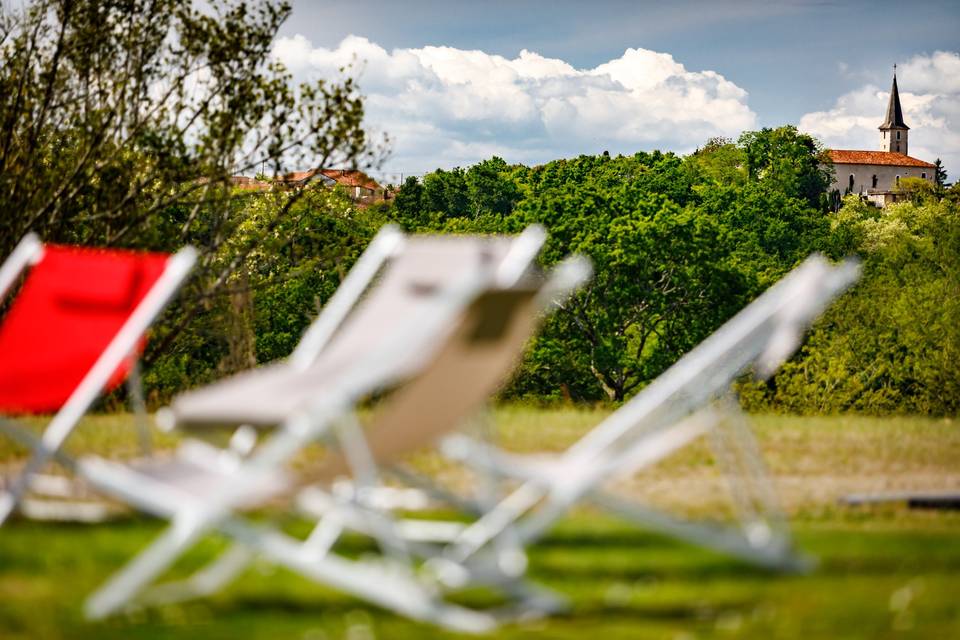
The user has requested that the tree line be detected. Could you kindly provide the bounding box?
[380,134,959,414]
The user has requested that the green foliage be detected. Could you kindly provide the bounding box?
[392,176,425,228]
[422,168,470,218]
[514,183,744,401]
[754,197,960,415]
[897,176,936,205]
[388,133,956,415]
[145,186,386,400]
[465,156,521,216]
[390,142,835,403]
[737,126,833,210]
[685,137,747,188]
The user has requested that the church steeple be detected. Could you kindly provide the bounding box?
[879,66,909,155]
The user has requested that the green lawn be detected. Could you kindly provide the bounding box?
[1,409,958,638]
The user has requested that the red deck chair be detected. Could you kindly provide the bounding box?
[0,234,196,524]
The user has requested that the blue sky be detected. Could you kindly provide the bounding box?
[279,0,960,180]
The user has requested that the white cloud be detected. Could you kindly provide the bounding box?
[272,35,757,179]
[799,51,960,182]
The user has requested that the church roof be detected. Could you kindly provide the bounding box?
[828,150,934,168]
[880,74,909,130]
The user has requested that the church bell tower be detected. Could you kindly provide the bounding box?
[879,67,909,155]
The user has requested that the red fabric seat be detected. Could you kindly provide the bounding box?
[0,245,169,413]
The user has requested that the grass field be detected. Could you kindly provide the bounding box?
[1,408,958,638]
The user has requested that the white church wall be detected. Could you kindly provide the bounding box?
[830,163,934,197]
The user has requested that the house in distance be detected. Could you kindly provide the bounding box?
[827,70,936,207]
[229,169,386,205]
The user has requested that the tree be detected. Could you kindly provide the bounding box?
[0,0,376,290]
[392,175,424,228]
[897,176,936,205]
[738,126,833,209]
[934,158,948,190]
[465,156,519,217]
[143,184,387,399]
[515,167,744,401]
[685,138,747,188]
[443,167,470,218]
[1,0,379,388]
[764,197,960,415]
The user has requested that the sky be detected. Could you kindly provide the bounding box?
[276,0,960,182]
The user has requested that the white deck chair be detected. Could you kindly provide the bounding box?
[0,234,196,524]
[300,255,862,610]
[288,258,862,627]
[144,251,593,625]
[433,255,861,578]
[76,226,579,632]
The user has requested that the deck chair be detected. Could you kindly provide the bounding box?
[300,255,862,603]
[76,226,587,632]
[0,234,196,525]
[432,255,861,578]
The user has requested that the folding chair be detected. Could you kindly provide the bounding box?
[291,255,861,614]
[76,226,586,631]
[0,234,196,524]
[240,254,861,625]
[434,255,861,578]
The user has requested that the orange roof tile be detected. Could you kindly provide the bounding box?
[828,150,935,168]
[319,169,382,191]
[227,169,384,193]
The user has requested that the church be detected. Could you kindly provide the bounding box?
[827,71,936,207]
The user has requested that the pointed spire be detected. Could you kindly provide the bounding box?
[880,68,909,130]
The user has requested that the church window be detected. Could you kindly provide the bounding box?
[896,143,900,152]
[922,172,927,179]
[896,131,901,140]
[848,174,855,192]
[872,175,878,188]
[896,175,900,185]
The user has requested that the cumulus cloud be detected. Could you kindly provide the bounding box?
[799,51,960,181]
[272,35,757,177]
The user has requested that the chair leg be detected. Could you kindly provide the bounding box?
[85,515,209,619]
[127,359,153,457]
[138,544,255,606]
[0,418,83,526]
[220,518,497,633]
[0,450,54,525]
[589,490,809,571]
[333,413,413,565]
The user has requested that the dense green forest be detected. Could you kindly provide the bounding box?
[140,128,959,415]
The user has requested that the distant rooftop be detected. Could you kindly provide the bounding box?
[828,150,934,168]
[317,169,382,191]
[227,169,384,192]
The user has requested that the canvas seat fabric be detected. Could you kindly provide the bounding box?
[169,235,516,429]
[0,245,169,413]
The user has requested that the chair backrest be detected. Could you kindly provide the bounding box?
[315,235,519,378]
[166,232,542,430]
[359,288,541,465]
[311,256,590,480]
[0,244,171,413]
